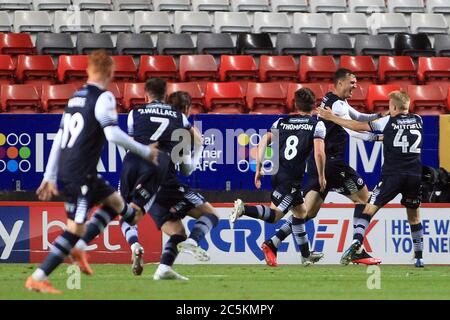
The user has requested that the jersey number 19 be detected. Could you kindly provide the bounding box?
[61,113,84,149]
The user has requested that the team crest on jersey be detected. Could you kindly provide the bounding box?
[357,178,364,186]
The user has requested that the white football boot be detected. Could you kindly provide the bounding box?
[177,238,210,262]
[229,199,245,226]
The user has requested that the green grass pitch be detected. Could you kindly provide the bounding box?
[1,264,450,300]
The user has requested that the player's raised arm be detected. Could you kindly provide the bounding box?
[318,106,372,132]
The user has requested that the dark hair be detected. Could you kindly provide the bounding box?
[333,68,355,85]
[295,88,316,112]
[167,91,192,113]
[145,78,166,101]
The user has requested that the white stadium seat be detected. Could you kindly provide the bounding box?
[310,0,347,13]
[94,11,132,33]
[214,12,252,33]
[72,0,113,10]
[387,0,425,13]
[153,0,190,11]
[113,0,152,11]
[411,13,449,34]
[369,13,409,35]
[271,0,308,12]
[54,10,92,33]
[14,10,52,33]
[33,0,71,10]
[427,0,450,13]
[134,11,172,33]
[0,12,12,32]
[293,13,331,34]
[192,0,230,12]
[332,13,369,34]
[253,12,291,34]
[174,11,213,33]
[348,0,386,13]
[231,0,270,12]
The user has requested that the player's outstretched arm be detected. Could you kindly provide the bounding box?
[37,128,62,201]
[254,132,272,189]
[347,105,384,122]
[180,126,204,176]
[318,106,372,132]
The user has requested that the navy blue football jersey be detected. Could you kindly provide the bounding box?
[369,114,423,177]
[58,84,117,183]
[271,114,326,181]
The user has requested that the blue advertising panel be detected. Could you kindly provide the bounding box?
[0,206,30,263]
[0,114,439,191]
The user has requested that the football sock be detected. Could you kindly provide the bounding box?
[243,205,276,222]
[119,202,139,224]
[120,220,139,246]
[189,213,219,244]
[410,222,424,259]
[36,230,80,279]
[292,217,310,258]
[161,234,186,266]
[353,204,370,243]
[77,206,118,247]
[271,215,293,248]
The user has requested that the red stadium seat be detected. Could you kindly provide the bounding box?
[286,83,325,111]
[366,84,401,113]
[112,56,137,82]
[340,55,377,94]
[0,54,15,85]
[0,33,35,55]
[246,82,287,114]
[447,86,450,112]
[417,57,450,94]
[299,56,337,85]
[41,83,77,113]
[16,55,56,85]
[408,85,447,115]
[138,55,177,82]
[166,82,205,114]
[57,55,88,84]
[123,82,145,110]
[108,82,124,112]
[378,56,417,89]
[259,55,298,82]
[1,84,41,113]
[179,55,218,82]
[205,82,246,114]
[219,55,258,82]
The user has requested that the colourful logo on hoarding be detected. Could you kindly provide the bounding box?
[237,133,274,173]
[0,133,32,173]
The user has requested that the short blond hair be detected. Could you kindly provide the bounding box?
[88,49,114,78]
[388,90,410,111]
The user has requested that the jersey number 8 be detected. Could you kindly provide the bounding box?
[284,135,299,160]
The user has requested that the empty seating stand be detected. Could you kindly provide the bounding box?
[0,55,15,85]
[33,0,71,11]
[116,33,155,55]
[340,55,377,93]
[271,0,308,12]
[153,0,191,11]
[315,34,354,56]
[123,82,145,110]
[57,55,88,84]
[354,34,393,56]
[157,34,196,55]
[16,55,56,85]
[192,0,230,12]
[259,55,297,82]
[1,84,41,113]
[408,84,447,115]
[41,83,77,113]
[138,55,178,81]
[179,55,218,81]
[36,33,75,55]
[205,82,246,114]
[378,56,417,89]
[237,33,274,55]
[367,84,402,112]
[299,56,337,85]
[219,55,258,81]
[417,57,450,93]
[166,82,205,114]
[76,33,115,55]
[0,33,35,55]
[113,0,152,11]
[0,0,32,10]
[246,82,287,114]
[275,33,315,56]
[197,33,235,55]
[112,55,137,82]
[286,83,325,111]
[394,33,435,57]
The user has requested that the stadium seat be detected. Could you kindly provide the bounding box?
[286,83,325,111]
[36,33,74,55]
[16,55,56,85]
[166,82,205,114]
[72,0,113,10]
[214,12,252,33]
[41,83,77,113]
[0,33,35,55]
[394,33,434,57]
[174,11,213,33]
[197,33,235,55]
[107,81,124,110]
[293,13,331,34]
[0,0,32,10]
[408,85,447,115]
[348,0,386,13]
[332,13,369,34]
[179,55,218,81]
[1,84,41,113]
[157,34,196,55]
[417,57,450,93]
[231,0,270,12]
[94,11,132,33]
[153,0,190,11]
[378,56,417,89]
[340,55,377,93]
[410,13,449,34]
[0,55,15,85]
[116,33,155,55]
[204,82,246,114]
[366,84,401,112]
[113,0,152,11]
[219,55,258,81]
[76,33,114,55]
[192,0,230,11]
[33,0,71,10]
[369,13,409,35]
[434,35,450,57]
[310,0,347,13]
[387,0,425,13]
[14,11,52,33]
[111,56,137,82]
[54,10,92,33]
[134,11,172,33]
[427,0,450,13]
[259,55,297,82]
[138,55,178,82]
[57,55,88,84]
[0,12,12,33]
[275,33,314,56]
[346,85,367,112]
[123,82,145,110]
[246,82,287,114]
[271,0,308,12]
[315,34,354,56]
[237,33,274,55]
[299,56,337,84]
[354,34,393,56]
[253,12,291,34]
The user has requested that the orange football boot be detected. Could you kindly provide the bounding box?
[25,276,62,294]
[70,248,94,275]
